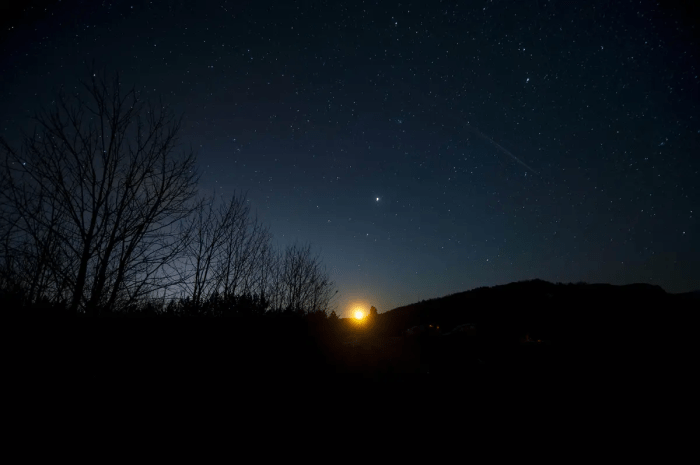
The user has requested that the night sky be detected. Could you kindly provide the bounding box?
[1,0,698,316]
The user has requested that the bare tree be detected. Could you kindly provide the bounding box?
[179,194,222,309]
[214,193,272,301]
[178,190,274,314]
[0,140,74,306]
[276,242,338,315]
[0,69,200,315]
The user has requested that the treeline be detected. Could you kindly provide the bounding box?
[0,68,338,319]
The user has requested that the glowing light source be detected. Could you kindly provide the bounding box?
[354,310,364,319]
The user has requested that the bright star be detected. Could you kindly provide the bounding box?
[376,197,379,201]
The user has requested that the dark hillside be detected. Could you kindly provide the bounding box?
[14,279,695,388]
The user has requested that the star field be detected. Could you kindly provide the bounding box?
[1,0,698,316]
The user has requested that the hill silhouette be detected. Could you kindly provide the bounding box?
[327,279,693,381]
[347,279,677,340]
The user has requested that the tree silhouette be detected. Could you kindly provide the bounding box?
[0,68,200,315]
[0,67,339,323]
[274,242,337,316]
[178,190,273,310]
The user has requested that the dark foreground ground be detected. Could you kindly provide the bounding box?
[26,318,568,393]
[26,318,678,412]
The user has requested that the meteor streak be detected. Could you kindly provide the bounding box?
[396,81,540,176]
[463,123,540,176]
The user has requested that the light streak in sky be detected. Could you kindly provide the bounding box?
[396,81,541,176]
[463,122,540,176]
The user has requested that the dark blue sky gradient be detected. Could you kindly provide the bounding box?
[1,0,698,316]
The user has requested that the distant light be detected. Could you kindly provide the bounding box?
[376,197,379,201]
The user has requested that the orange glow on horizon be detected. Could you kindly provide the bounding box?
[347,301,369,319]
